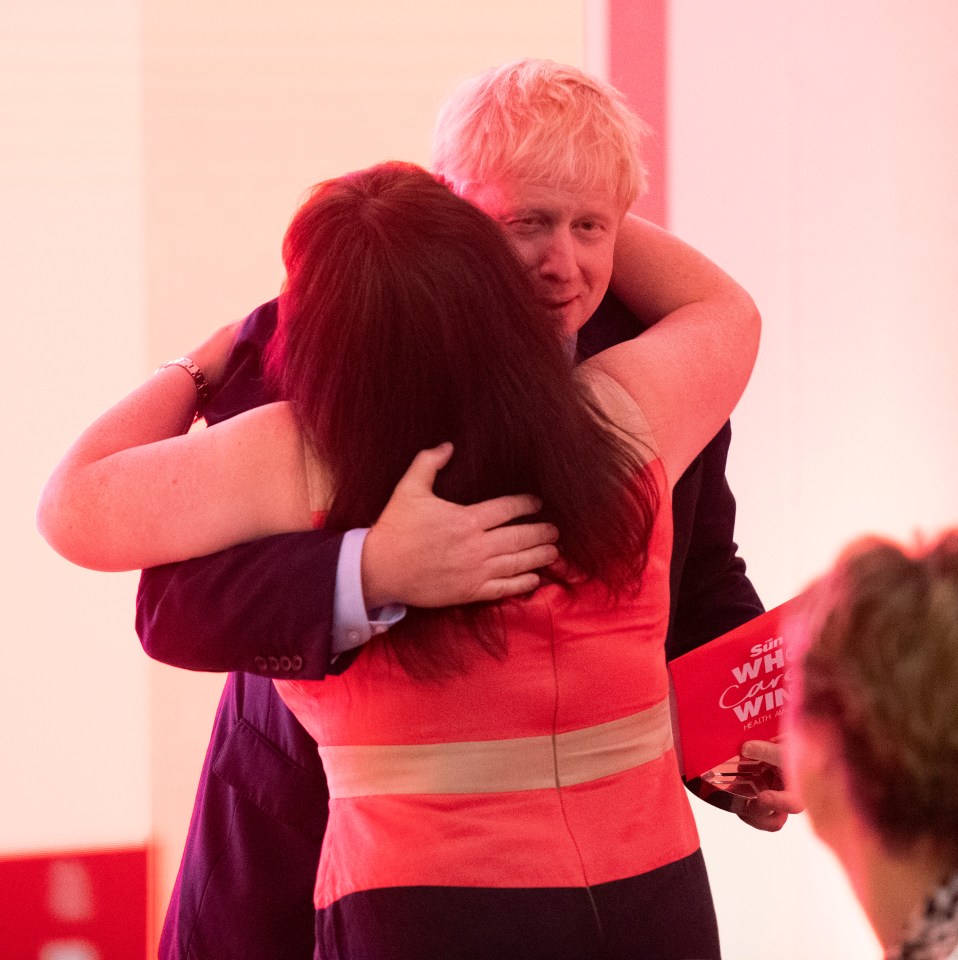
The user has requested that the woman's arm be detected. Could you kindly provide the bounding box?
[37,372,311,572]
[590,215,761,486]
[608,214,754,331]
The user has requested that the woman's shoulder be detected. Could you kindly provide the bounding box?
[574,365,657,454]
[220,399,296,431]
[226,402,333,518]
[206,400,305,461]
[204,399,324,528]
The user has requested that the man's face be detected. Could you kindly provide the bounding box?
[463,177,624,337]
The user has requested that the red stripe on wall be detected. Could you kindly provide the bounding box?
[607,0,668,227]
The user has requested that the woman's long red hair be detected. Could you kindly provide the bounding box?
[267,162,658,677]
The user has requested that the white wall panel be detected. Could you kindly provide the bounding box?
[0,0,150,853]
[668,3,958,957]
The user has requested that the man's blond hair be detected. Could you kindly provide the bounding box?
[432,58,649,213]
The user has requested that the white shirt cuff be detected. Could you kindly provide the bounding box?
[331,527,406,655]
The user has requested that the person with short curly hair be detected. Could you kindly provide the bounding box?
[785,531,958,960]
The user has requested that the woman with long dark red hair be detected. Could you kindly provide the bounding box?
[40,161,759,958]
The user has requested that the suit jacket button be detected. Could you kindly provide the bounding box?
[254,656,268,672]
[291,655,303,671]
[267,656,280,671]
[279,656,292,671]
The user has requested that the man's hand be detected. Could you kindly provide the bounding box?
[362,443,560,609]
[735,740,805,832]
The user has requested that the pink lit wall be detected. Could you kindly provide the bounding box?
[661,3,958,959]
[2,0,151,855]
[6,2,957,958]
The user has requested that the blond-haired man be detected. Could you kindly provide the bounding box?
[139,60,789,960]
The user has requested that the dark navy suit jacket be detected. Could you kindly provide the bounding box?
[136,296,763,960]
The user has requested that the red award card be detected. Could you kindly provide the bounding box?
[668,597,802,799]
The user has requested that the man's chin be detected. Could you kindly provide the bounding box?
[544,302,586,336]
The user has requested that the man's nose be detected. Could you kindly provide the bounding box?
[538,228,578,283]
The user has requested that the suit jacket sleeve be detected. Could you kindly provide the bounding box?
[665,420,764,662]
[135,299,344,680]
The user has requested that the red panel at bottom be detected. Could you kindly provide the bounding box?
[0,846,148,960]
